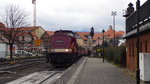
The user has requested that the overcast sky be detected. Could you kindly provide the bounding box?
[0,0,147,32]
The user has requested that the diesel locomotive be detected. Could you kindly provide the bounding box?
[47,30,86,64]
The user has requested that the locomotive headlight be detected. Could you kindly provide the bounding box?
[65,49,69,52]
[51,49,72,52]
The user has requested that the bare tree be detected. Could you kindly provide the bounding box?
[0,4,29,59]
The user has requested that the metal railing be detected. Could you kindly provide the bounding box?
[126,0,150,33]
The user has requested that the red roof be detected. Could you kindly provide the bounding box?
[0,22,6,28]
[76,28,125,40]
[104,28,125,39]
[77,32,89,40]
[93,33,103,40]
[46,31,54,36]
[0,22,40,31]
[18,26,40,31]
[77,32,103,40]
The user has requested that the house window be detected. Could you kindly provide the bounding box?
[92,40,96,44]
[19,36,22,41]
[132,43,134,56]
[145,40,147,53]
[140,41,142,52]
[0,31,3,34]
[84,40,87,44]
[22,36,25,41]
[129,43,131,56]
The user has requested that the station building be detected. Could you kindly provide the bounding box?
[124,1,150,71]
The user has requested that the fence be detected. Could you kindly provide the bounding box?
[126,0,150,33]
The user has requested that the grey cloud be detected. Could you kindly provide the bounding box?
[0,0,147,32]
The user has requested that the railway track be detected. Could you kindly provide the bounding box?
[6,66,67,84]
[0,58,45,67]
[0,58,46,72]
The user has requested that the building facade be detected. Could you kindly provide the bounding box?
[76,26,125,48]
[41,31,54,51]
[0,23,46,55]
[124,1,150,71]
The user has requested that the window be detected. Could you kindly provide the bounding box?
[67,33,74,37]
[129,43,131,56]
[92,40,96,44]
[19,36,22,41]
[104,35,109,39]
[0,31,2,34]
[56,40,64,44]
[132,43,134,56]
[140,41,142,52]
[84,40,87,44]
[145,40,148,53]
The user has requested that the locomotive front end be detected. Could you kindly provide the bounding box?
[48,30,78,64]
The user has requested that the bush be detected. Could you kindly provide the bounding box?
[0,58,6,62]
[104,45,126,67]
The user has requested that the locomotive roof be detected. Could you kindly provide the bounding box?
[54,30,75,34]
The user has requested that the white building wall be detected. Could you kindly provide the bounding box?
[140,53,150,82]
[0,43,7,58]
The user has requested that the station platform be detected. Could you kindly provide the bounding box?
[54,57,135,84]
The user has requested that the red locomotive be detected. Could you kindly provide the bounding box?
[48,30,85,64]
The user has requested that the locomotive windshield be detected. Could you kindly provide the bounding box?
[56,40,64,44]
[66,33,74,37]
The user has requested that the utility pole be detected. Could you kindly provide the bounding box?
[111,11,117,47]
[136,0,140,84]
[32,0,36,26]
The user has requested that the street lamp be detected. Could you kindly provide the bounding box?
[89,27,94,57]
[136,0,140,84]
[111,11,117,47]
[90,27,94,39]
[102,29,105,62]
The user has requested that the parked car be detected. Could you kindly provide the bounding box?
[15,50,32,56]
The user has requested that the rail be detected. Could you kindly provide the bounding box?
[6,66,67,84]
[0,58,45,71]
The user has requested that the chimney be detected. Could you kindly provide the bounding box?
[109,25,113,30]
[127,3,134,17]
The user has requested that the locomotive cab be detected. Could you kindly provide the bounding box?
[48,30,78,64]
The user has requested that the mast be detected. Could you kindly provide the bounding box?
[32,0,36,26]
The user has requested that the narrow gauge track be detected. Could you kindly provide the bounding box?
[0,58,46,72]
[6,66,68,84]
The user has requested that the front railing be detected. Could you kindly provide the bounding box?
[126,0,150,33]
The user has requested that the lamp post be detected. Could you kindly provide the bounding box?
[111,11,117,47]
[90,27,94,47]
[102,29,105,62]
[136,0,140,84]
[90,27,94,57]
[90,27,94,39]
